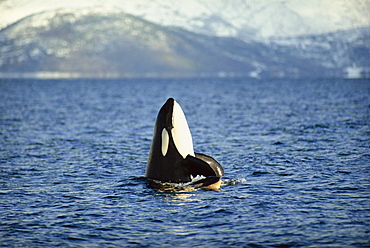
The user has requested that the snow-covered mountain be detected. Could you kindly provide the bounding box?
[1,7,368,78]
[1,0,369,40]
[0,8,254,77]
[1,1,369,78]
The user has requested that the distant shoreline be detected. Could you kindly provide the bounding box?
[0,71,254,80]
[0,70,368,80]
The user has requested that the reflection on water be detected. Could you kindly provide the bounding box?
[164,225,196,237]
[156,192,200,203]
[150,182,201,203]
[153,178,247,204]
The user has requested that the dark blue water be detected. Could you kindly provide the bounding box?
[1,78,369,247]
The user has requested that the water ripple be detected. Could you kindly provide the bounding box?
[0,78,369,247]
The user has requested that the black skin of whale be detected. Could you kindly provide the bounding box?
[145,98,224,185]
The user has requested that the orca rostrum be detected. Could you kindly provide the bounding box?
[145,98,224,190]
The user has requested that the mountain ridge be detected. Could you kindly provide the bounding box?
[0,7,369,78]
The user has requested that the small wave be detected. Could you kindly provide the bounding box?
[118,176,246,193]
[221,178,246,187]
[145,176,247,192]
[117,176,146,187]
[146,178,200,193]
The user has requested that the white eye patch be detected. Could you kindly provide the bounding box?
[161,128,169,156]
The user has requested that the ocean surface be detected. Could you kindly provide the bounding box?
[0,78,369,247]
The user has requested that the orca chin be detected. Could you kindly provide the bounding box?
[145,98,224,190]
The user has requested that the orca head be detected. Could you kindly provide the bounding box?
[156,98,195,159]
[145,98,195,182]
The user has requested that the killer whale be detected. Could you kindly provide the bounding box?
[145,98,224,189]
